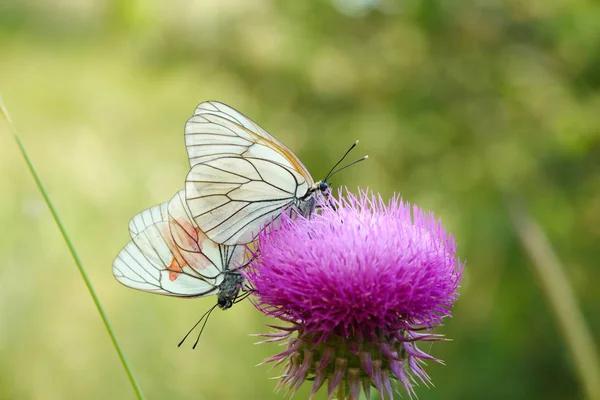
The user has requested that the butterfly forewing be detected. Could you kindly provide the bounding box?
[113,190,243,297]
[189,101,309,172]
[184,101,317,245]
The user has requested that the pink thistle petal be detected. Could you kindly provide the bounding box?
[362,377,372,400]
[265,324,298,332]
[390,358,415,396]
[405,343,440,362]
[359,351,374,378]
[409,356,433,386]
[254,337,289,345]
[245,189,463,341]
[382,373,394,400]
[247,188,464,399]
[270,355,289,370]
[280,352,301,389]
[379,342,399,360]
[348,340,360,355]
[371,360,384,399]
[318,346,335,371]
[309,369,327,400]
[260,341,300,365]
[326,358,348,399]
[347,368,361,400]
[290,351,313,393]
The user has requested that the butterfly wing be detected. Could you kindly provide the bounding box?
[186,156,308,245]
[184,101,315,245]
[112,190,244,297]
[186,101,313,179]
[128,201,168,238]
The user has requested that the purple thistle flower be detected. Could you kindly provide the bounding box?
[244,189,464,400]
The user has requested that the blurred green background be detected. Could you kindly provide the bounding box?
[1,0,599,399]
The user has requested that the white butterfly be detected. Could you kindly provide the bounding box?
[112,190,246,310]
[184,101,366,245]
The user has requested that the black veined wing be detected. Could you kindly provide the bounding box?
[184,101,329,246]
[113,190,245,307]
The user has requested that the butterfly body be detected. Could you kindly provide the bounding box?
[216,271,244,309]
[293,184,326,218]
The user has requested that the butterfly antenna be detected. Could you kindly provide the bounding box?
[177,303,218,348]
[324,140,359,182]
[326,155,369,181]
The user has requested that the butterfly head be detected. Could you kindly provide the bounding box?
[217,294,234,309]
[317,181,330,193]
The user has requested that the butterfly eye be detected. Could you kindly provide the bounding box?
[319,182,329,192]
[217,296,228,308]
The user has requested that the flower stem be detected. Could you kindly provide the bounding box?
[0,96,146,400]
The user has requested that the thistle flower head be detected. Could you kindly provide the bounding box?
[244,189,464,399]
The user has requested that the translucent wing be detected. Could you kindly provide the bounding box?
[184,101,315,245]
[112,190,245,297]
[186,156,309,245]
[128,201,168,238]
[185,101,313,182]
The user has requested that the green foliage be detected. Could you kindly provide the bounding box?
[1,1,598,399]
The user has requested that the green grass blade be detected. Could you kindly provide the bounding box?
[0,96,146,400]
[507,198,600,400]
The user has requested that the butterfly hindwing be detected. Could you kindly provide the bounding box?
[113,190,243,297]
[128,201,168,238]
[186,156,309,244]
